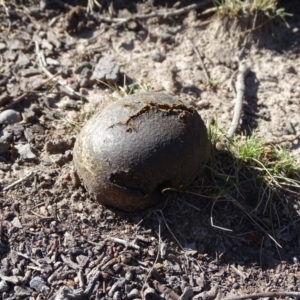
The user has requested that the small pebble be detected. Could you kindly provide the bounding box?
[144,287,158,300]
[0,109,21,124]
[120,252,132,264]
[12,268,20,276]
[152,52,165,63]
[113,291,121,300]
[0,42,6,50]
[128,288,139,299]
[125,270,134,281]
[0,280,10,292]
[180,286,194,300]
[232,282,240,289]
[30,276,50,293]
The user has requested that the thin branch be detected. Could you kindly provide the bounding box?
[3,171,36,191]
[88,1,211,43]
[141,216,162,293]
[96,1,211,22]
[34,41,88,101]
[153,280,180,300]
[211,198,233,232]
[227,63,249,138]
[30,210,53,219]
[192,42,210,85]
[264,134,300,145]
[107,237,140,250]
[17,252,42,267]
[156,210,184,250]
[223,291,300,300]
[230,265,247,280]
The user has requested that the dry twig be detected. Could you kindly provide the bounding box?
[153,280,180,300]
[264,134,300,146]
[17,252,42,268]
[34,41,88,101]
[108,237,140,250]
[30,210,53,219]
[192,42,210,85]
[61,254,81,270]
[141,216,162,294]
[3,171,36,191]
[230,265,247,280]
[0,221,2,243]
[88,1,211,43]
[192,285,218,300]
[227,63,249,138]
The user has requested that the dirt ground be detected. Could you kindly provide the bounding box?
[1,0,300,299]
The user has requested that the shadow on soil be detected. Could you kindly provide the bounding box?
[106,145,300,271]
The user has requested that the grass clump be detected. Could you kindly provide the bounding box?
[99,80,152,98]
[212,0,292,19]
[194,122,300,245]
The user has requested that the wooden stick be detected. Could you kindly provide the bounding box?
[88,1,211,43]
[3,171,36,191]
[35,41,88,101]
[227,63,249,138]
[192,42,210,85]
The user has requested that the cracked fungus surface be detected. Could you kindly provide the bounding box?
[73,92,210,211]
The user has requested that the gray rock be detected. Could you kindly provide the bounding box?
[113,291,121,300]
[48,286,84,300]
[8,124,24,139]
[232,282,240,289]
[47,31,61,48]
[0,129,13,142]
[74,61,92,74]
[22,108,36,123]
[0,42,6,50]
[0,280,9,292]
[7,39,25,50]
[42,38,53,51]
[91,56,119,83]
[11,217,23,229]
[284,121,296,135]
[4,50,17,61]
[15,143,36,159]
[14,285,33,297]
[12,268,20,276]
[30,276,50,293]
[152,52,165,63]
[46,57,60,65]
[16,52,30,66]
[76,255,89,268]
[45,137,75,154]
[128,288,139,299]
[31,124,45,135]
[0,109,21,124]
[180,287,193,300]
[80,67,92,79]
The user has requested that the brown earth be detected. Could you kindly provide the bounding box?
[0,1,300,299]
